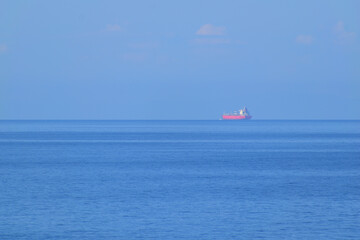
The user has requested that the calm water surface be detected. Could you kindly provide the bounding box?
[0,120,359,239]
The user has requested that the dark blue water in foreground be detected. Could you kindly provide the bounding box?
[0,120,359,239]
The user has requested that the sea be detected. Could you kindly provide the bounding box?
[0,120,359,239]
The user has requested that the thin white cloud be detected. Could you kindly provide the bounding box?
[105,24,122,32]
[296,35,313,44]
[334,21,355,43]
[194,38,231,44]
[196,24,225,36]
[0,44,7,53]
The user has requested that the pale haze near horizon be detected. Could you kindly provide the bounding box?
[0,0,359,120]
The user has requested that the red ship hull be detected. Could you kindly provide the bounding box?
[222,115,252,120]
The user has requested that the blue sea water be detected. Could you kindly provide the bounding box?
[0,120,359,239]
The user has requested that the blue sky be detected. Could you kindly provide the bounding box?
[1,0,359,119]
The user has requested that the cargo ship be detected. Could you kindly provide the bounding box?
[222,107,252,120]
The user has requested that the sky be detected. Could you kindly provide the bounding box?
[1,0,359,120]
